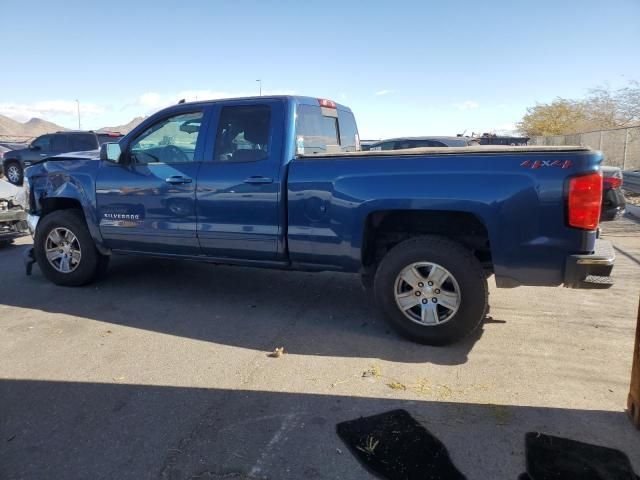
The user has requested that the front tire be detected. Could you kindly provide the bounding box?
[34,209,109,286]
[5,162,23,185]
[374,236,488,345]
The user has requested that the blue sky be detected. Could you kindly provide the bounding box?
[0,0,638,138]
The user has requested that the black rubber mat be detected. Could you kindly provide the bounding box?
[336,409,466,480]
[521,432,638,480]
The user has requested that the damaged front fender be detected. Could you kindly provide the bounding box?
[26,158,109,254]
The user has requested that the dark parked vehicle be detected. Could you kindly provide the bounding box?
[476,134,530,146]
[600,166,626,221]
[368,136,479,151]
[24,96,614,346]
[2,131,123,185]
[359,139,381,151]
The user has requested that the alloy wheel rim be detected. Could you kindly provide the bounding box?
[7,165,20,183]
[45,227,82,273]
[394,262,461,326]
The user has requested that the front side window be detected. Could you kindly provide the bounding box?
[214,105,271,163]
[31,135,51,150]
[129,111,203,164]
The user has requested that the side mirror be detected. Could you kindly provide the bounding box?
[100,142,122,163]
[29,144,41,151]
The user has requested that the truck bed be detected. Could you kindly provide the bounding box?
[299,145,590,158]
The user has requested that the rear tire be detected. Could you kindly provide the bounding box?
[374,236,488,345]
[34,209,109,286]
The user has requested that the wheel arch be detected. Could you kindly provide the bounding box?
[34,189,108,255]
[361,209,493,273]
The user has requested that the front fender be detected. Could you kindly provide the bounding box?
[28,160,108,253]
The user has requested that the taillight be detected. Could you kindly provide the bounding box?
[568,172,602,230]
[603,177,622,189]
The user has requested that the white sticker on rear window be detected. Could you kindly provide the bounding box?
[296,136,305,155]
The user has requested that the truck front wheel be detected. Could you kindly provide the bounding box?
[34,209,109,286]
[374,236,488,345]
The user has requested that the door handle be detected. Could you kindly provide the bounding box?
[243,176,273,185]
[165,176,193,184]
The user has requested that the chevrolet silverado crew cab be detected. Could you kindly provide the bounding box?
[23,96,615,345]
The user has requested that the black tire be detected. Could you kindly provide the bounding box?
[34,209,109,286]
[373,236,488,345]
[5,161,23,185]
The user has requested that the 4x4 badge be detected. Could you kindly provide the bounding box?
[521,159,573,169]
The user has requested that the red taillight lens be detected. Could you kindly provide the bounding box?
[317,98,337,108]
[568,172,602,230]
[603,177,622,189]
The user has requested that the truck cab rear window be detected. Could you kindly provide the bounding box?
[295,105,339,155]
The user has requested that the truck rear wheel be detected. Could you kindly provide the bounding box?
[373,236,487,345]
[34,209,109,286]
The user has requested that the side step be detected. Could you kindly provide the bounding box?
[578,275,615,289]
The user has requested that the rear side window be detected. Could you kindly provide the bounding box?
[50,134,69,152]
[214,105,271,163]
[69,134,97,151]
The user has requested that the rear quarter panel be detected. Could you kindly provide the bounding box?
[287,150,602,287]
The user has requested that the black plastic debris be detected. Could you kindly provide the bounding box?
[521,432,639,480]
[336,409,466,480]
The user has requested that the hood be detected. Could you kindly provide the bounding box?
[30,149,101,167]
[0,179,26,208]
[41,149,101,162]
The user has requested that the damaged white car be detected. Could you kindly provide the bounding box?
[0,179,29,247]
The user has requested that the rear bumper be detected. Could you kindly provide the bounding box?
[600,188,626,221]
[564,239,615,289]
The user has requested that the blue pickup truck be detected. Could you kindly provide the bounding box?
[22,96,614,345]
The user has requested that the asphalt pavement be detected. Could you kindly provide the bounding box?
[1,215,639,479]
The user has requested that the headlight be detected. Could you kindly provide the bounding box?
[22,176,31,212]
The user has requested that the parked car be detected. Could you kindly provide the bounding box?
[2,131,123,185]
[368,136,480,151]
[24,96,614,345]
[600,166,626,221]
[359,139,381,151]
[476,134,529,146]
[0,179,29,247]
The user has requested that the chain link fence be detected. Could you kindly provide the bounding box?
[529,126,640,171]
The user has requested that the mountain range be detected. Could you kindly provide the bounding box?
[0,114,145,139]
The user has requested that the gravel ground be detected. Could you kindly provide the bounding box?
[0,215,639,479]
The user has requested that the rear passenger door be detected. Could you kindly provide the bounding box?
[196,99,285,260]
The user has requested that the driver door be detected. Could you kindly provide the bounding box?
[96,109,206,255]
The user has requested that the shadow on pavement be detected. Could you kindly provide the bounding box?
[1,248,492,364]
[0,379,637,480]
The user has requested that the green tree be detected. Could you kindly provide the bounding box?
[518,99,587,136]
[518,81,640,136]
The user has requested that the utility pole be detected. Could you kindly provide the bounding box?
[75,99,81,129]
[256,79,262,96]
